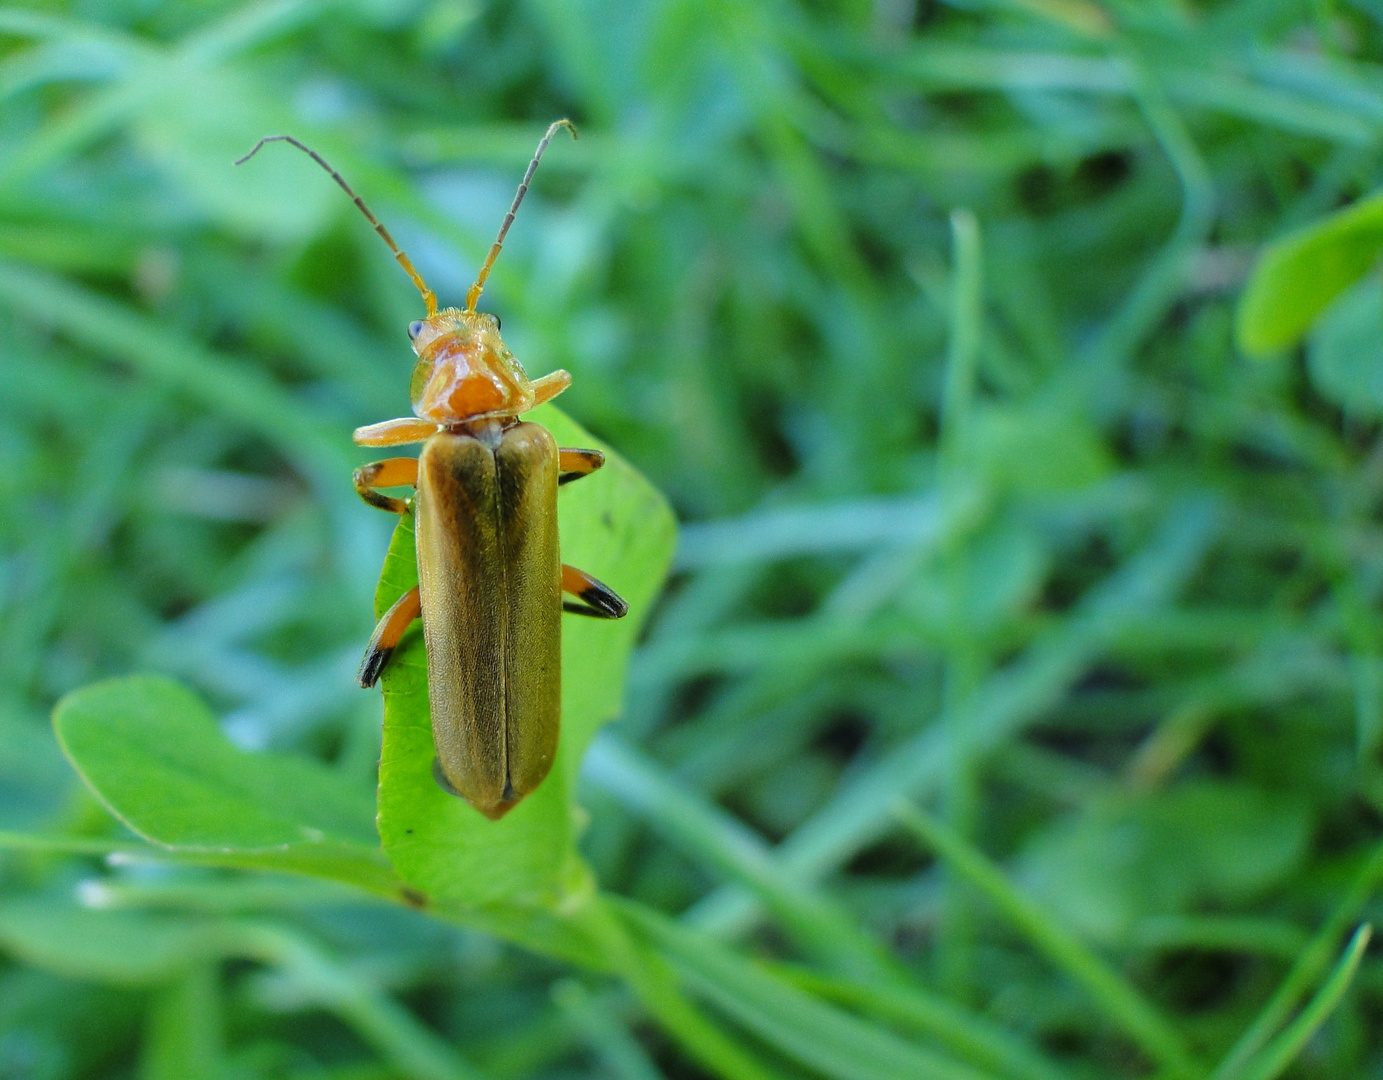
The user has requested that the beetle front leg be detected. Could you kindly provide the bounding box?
[354,457,419,514]
[561,565,628,619]
[531,369,571,406]
[358,586,421,687]
[558,447,604,486]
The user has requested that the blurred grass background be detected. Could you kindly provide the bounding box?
[6,0,1383,1076]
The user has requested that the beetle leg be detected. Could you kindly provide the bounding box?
[354,417,440,447]
[561,564,628,619]
[531,369,572,406]
[558,447,605,485]
[358,586,421,687]
[354,457,419,514]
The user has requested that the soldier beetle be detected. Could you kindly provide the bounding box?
[238,121,627,819]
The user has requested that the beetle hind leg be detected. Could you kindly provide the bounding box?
[561,564,628,619]
[358,586,421,687]
[558,447,604,486]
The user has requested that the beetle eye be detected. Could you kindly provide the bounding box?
[494,315,501,331]
[407,320,424,340]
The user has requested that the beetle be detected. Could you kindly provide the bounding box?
[238,121,627,819]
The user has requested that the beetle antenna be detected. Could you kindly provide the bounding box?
[465,119,577,312]
[237,135,438,316]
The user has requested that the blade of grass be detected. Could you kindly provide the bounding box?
[1080,55,1214,375]
[587,739,1076,1080]
[893,44,1375,143]
[140,963,224,1080]
[619,900,1002,1080]
[673,489,984,569]
[940,208,983,458]
[0,830,392,895]
[1210,838,1383,1079]
[0,0,330,189]
[937,206,986,1001]
[0,263,345,477]
[1124,916,1309,961]
[584,732,898,982]
[1233,925,1372,1080]
[688,498,1218,936]
[570,900,789,1080]
[773,965,1074,1080]
[228,922,488,1080]
[553,979,666,1080]
[631,609,950,685]
[893,801,1197,1078]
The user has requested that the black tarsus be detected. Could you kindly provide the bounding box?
[563,580,628,620]
[558,448,605,485]
[357,646,394,688]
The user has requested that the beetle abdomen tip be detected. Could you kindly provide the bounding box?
[432,756,523,818]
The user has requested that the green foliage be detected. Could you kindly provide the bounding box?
[1305,277,1383,417]
[0,903,216,985]
[53,676,395,894]
[1021,782,1311,944]
[1237,190,1383,357]
[5,0,1383,1078]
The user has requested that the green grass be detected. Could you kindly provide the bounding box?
[4,0,1383,1077]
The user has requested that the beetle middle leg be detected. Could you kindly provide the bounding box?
[355,456,419,513]
[354,417,440,447]
[358,586,421,687]
[562,565,628,619]
[558,447,605,485]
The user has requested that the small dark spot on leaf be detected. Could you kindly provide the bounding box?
[602,511,614,529]
[400,887,428,909]
[406,828,414,834]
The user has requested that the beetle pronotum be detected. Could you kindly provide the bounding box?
[239,120,627,819]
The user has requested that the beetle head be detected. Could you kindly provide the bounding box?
[408,308,535,424]
[237,125,576,430]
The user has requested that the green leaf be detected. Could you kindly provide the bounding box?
[53,675,398,896]
[1236,189,1383,356]
[0,901,215,985]
[1020,781,1309,945]
[1306,275,1383,418]
[374,405,676,914]
[963,402,1112,495]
